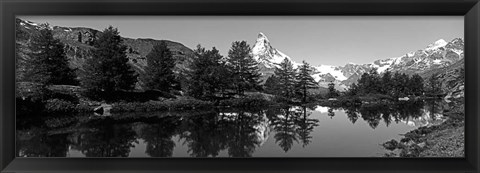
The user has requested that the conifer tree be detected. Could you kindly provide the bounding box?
[187,45,231,100]
[81,26,137,98]
[142,41,179,92]
[409,74,424,96]
[24,24,77,86]
[227,41,262,95]
[295,61,318,102]
[274,58,296,101]
[327,82,339,98]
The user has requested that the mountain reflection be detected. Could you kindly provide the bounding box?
[16,100,445,157]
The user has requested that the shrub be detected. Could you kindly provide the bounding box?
[110,97,213,113]
[44,98,77,113]
[218,95,272,108]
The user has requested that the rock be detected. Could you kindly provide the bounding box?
[93,103,112,116]
[417,142,426,148]
[404,140,416,147]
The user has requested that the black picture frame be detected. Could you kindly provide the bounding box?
[1,0,479,172]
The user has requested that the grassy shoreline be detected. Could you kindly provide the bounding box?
[16,83,275,115]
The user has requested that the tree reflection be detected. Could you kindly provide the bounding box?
[180,111,228,157]
[340,100,427,129]
[344,105,360,124]
[75,117,137,157]
[358,105,383,129]
[17,128,69,157]
[327,108,335,119]
[393,101,425,120]
[271,107,298,152]
[226,111,263,157]
[138,116,180,157]
[295,107,319,147]
[270,106,319,152]
[179,109,266,157]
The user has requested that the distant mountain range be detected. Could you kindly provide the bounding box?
[16,18,464,92]
[251,32,463,90]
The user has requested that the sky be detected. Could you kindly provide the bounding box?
[20,16,463,66]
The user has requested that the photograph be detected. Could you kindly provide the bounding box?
[15,16,465,158]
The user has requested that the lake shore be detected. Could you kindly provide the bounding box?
[383,98,464,157]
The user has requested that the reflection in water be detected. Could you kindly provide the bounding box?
[17,100,446,157]
[138,116,180,157]
[340,100,444,129]
[296,107,319,147]
[75,118,137,157]
[17,128,69,157]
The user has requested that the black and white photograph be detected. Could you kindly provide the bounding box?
[15,16,465,158]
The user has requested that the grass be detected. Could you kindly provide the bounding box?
[110,97,213,113]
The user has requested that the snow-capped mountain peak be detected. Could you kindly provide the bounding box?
[425,39,448,51]
[252,33,463,90]
[252,32,298,68]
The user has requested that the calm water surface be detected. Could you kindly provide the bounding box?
[17,100,446,157]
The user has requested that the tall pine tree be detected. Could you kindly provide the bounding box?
[295,61,318,102]
[274,58,296,101]
[142,41,179,92]
[24,24,77,86]
[81,26,137,98]
[227,41,262,95]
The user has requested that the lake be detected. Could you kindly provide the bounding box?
[16,100,447,157]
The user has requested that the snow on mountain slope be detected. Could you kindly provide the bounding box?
[425,39,448,51]
[313,65,348,81]
[252,32,463,88]
[252,32,300,68]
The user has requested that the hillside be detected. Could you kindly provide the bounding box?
[16,18,195,90]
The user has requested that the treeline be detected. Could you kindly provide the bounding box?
[344,69,443,99]
[185,41,262,101]
[263,59,319,103]
[18,25,267,103]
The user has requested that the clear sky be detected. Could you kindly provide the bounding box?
[20,16,463,66]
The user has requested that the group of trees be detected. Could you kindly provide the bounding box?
[346,69,432,98]
[20,25,139,101]
[21,25,264,102]
[81,26,138,99]
[264,59,319,103]
[186,41,262,100]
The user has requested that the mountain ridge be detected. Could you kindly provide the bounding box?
[251,32,464,90]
